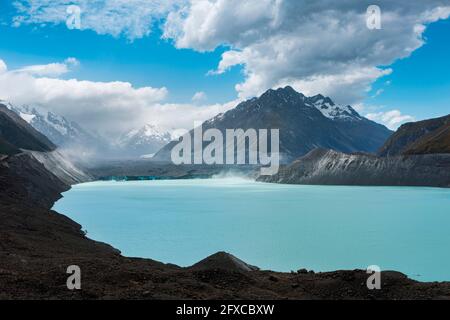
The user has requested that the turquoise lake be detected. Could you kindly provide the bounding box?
[53,178,450,282]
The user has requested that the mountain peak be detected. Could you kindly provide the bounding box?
[256,87,362,121]
[310,93,325,101]
[258,87,306,107]
[278,85,299,95]
[118,123,171,158]
[153,86,392,163]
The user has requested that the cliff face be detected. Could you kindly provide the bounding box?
[403,122,450,155]
[378,114,450,156]
[259,148,450,187]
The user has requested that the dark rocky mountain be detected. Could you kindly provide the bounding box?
[0,103,56,154]
[259,148,450,187]
[154,86,392,163]
[378,114,450,156]
[405,122,450,155]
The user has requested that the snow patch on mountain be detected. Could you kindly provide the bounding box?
[19,112,36,123]
[119,124,171,146]
[307,94,363,121]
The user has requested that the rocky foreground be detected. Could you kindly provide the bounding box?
[2,153,450,300]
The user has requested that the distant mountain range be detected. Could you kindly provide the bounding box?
[154,86,392,162]
[2,101,172,160]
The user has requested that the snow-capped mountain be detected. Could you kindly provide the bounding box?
[5,103,100,148]
[118,124,172,158]
[154,86,393,163]
[0,102,56,155]
[2,100,174,160]
[1,101,111,161]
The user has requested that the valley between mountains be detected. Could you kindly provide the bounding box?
[1,87,449,299]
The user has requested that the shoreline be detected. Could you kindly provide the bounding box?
[55,177,450,284]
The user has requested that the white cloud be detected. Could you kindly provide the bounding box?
[145,100,237,133]
[64,57,80,67]
[164,0,450,104]
[366,110,415,130]
[191,91,207,103]
[7,1,450,135]
[275,67,392,105]
[0,58,234,138]
[163,0,281,51]
[12,0,185,40]
[13,58,79,77]
[0,58,167,136]
[10,1,450,107]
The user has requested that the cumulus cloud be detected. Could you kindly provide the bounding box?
[7,1,450,135]
[11,1,450,107]
[0,58,234,138]
[366,110,415,130]
[12,0,185,40]
[0,58,166,136]
[164,0,450,104]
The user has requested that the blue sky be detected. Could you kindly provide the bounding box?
[367,18,450,120]
[0,1,449,134]
[0,15,242,104]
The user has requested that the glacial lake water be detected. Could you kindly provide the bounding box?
[53,178,450,282]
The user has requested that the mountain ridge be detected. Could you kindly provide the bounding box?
[0,103,56,154]
[379,114,450,156]
[259,148,450,187]
[154,86,392,163]
[5,102,105,152]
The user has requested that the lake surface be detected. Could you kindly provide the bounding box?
[53,178,450,282]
